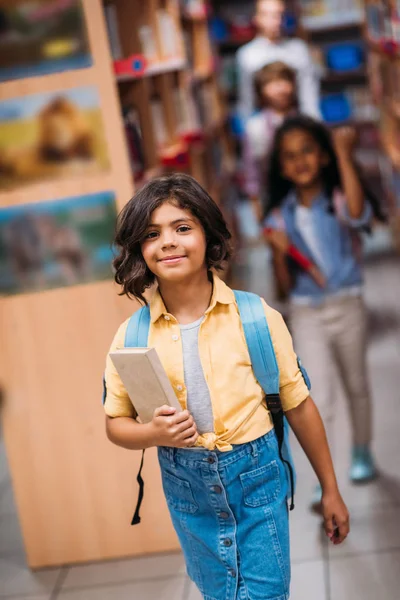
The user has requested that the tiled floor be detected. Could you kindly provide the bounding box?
[0,210,399,599]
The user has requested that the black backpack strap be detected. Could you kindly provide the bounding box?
[131,449,145,525]
[266,393,295,511]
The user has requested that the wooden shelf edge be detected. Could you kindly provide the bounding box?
[115,56,187,82]
[216,36,255,49]
[301,11,363,33]
[328,118,379,130]
[321,68,367,84]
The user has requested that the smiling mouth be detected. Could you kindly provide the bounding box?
[159,255,186,263]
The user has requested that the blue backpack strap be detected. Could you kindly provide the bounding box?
[125,304,151,347]
[123,304,151,525]
[233,290,279,394]
[233,290,296,510]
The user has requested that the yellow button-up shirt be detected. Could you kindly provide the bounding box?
[104,275,309,451]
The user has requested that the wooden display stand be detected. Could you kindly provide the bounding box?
[0,0,181,569]
[1,0,234,569]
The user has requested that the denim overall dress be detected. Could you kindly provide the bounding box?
[158,430,290,600]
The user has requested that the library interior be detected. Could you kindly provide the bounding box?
[0,1,399,599]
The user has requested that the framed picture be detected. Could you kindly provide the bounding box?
[0,190,117,295]
[0,0,92,82]
[0,86,110,190]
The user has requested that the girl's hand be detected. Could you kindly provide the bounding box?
[321,489,350,545]
[332,126,358,157]
[264,227,291,253]
[150,405,199,448]
[308,264,326,288]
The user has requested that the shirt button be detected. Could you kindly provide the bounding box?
[223,538,233,547]
[211,485,222,494]
[176,385,183,392]
[220,511,229,519]
[229,569,236,577]
[164,315,170,321]
[206,456,215,464]
[172,334,179,341]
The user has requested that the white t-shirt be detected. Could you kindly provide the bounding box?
[295,204,328,274]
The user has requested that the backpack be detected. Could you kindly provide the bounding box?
[117,290,311,524]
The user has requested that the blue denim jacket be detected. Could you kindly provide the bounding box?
[265,190,372,304]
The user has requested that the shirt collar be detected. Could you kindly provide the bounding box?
[149,272,235,324]
[286,189,329,212]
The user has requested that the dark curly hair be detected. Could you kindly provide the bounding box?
[113,173,232,303]
[264,115,387,227]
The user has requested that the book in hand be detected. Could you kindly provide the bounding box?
[109,347,182,423]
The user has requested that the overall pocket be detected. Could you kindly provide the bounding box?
[161,470,198,514]
[240,460,281,507]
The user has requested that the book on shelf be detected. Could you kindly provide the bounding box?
[192,81,207,127]
[173,86,194,132]
[183,30,194,66]
[138,24,158,62]
[104,2,123,60]
[157,9,180,58]
[150,98,168,146]
[109,347,182,423]
[200,82,216,127]
[123,105,145,179]
[180,0,205,16]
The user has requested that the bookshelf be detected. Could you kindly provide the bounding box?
[364,0,400,248]
[298,1,389,219]
[104,0,234,203]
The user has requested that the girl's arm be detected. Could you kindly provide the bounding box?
[333,127,365,220]
[286,396,350,544]
[106,406,198,450]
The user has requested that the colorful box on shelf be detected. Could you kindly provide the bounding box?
[159,143,190,167]
[114,55,187,80]
[181,129,205,144]
[379,38,399,57]
[326,44,364,72]
[114,54,147,78]
[320,93,352,124]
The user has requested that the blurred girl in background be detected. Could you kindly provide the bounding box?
[263,116,386,508]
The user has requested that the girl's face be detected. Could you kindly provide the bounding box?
[141,201,207,284]
[279,129,327,189]
[262,79,295,112]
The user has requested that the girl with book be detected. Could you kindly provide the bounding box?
[103,173,349,600]
[263,116,386,509]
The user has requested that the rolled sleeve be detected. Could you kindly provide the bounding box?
[342,200,372,229]
[262,300,310,411]
[263,209,285,231]
[103,319,136,418]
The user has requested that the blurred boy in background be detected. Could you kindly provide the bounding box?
[236,0,320,122]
